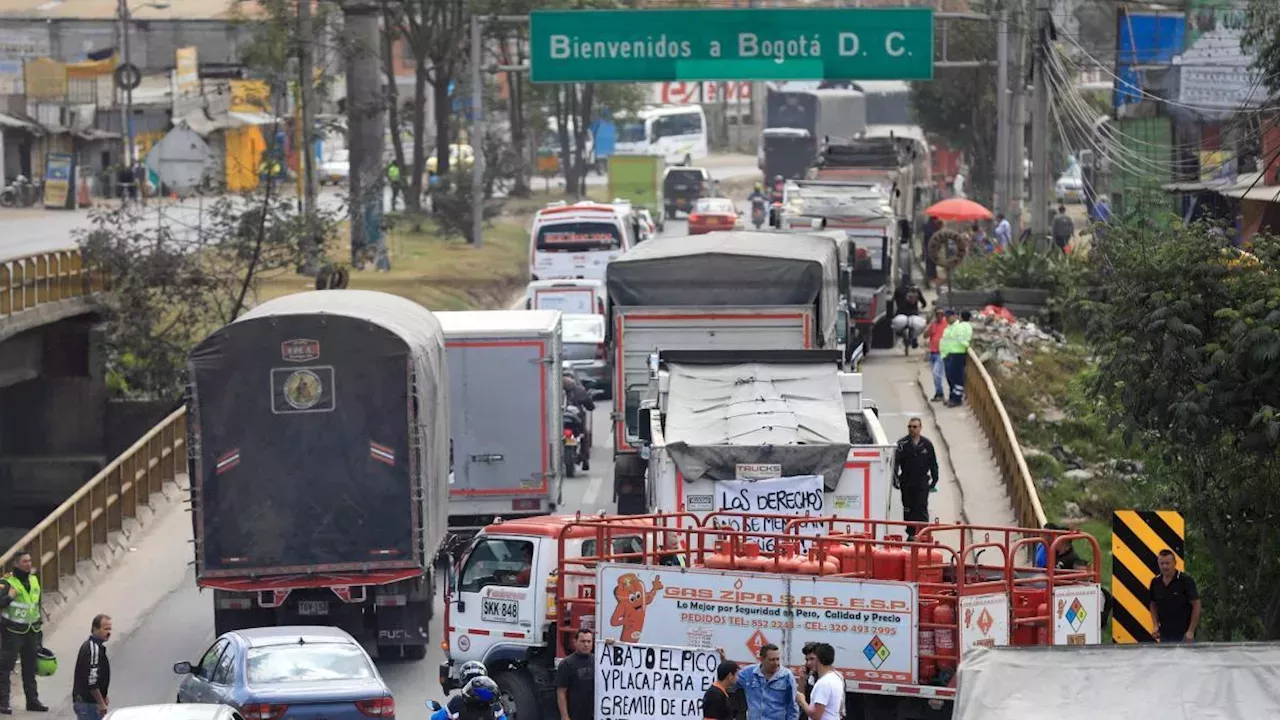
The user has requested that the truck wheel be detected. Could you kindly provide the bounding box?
[494,670,539,720]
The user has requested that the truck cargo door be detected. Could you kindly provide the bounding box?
[450,536,538,660]
[451,340,550,497]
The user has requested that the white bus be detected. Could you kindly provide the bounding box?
[613,105,709,166]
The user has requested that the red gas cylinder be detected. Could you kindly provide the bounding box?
[872,537,908,581]
[739,542,769,572]
[1011,588,1046,645]
[705,540,734,570]
[779,544,803,574]
[934,602,957,674]
[1036,604,1050,645]
[906,545,946,585]
[798,551,824,575]
[918,600,937,683]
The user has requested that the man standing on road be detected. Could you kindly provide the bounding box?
[387,161,403,212]
[1149,549,1202,643]
[926,309,948,402]
[72,615,111,720]
[556,629,595,720]
[795,643,840,720]
[0,551,47,714]
[1051,205,1075,253]
[894,418,939,540]
[702,661,740,720]
[941,310,973,407]
[993,213,1012,251]
[736,644,797,720]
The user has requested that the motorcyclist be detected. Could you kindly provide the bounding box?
[748,182,768,206]
[562,372,596,413]
[768,175,786,227]
[431,663,506,720]
[748,183,768,228]
[891,276,928,349]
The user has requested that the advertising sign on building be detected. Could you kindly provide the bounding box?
[1174,0,1261,112]
[175,47,199,95]
[43,153,74,209]
[652,81,753,106]
[230,80,271,112]
[24,57,67,100]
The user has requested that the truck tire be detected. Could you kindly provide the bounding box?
[494,670,540,720]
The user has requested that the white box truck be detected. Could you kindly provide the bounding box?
[435,310,565,532]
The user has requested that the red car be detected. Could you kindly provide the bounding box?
[687,198,741,235]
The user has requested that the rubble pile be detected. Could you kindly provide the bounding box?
[971,307,1065,367]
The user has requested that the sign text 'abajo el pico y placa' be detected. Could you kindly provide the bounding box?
[529,8,934,84]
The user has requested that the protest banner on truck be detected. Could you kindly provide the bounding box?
[596,563,918,684]
[595,641,719,720]
[708,474,825,551]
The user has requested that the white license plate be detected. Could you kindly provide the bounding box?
[297,600,328,616]
[482,598,520,623]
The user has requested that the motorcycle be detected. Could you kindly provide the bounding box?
[751,199,767,229]
[563,403,590,477]
[0,176,40,208]
[891,314,926,356]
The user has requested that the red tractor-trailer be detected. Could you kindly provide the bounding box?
[187,290,451,659]
[440,512,1103,720]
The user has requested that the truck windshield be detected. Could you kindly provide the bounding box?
[459,538,534,591]
[536,222,621,252]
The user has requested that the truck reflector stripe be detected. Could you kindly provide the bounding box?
[216,449,241,474]
[370,441,396,465]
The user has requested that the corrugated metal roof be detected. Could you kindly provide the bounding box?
[0,0,259,20]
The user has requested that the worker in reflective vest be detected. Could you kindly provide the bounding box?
[0,551,47,714]
[940,310,974,408]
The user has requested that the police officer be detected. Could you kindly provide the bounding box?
[0,551,47,713]
[894,418,939,540]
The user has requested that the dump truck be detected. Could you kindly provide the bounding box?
[439,513,1105,720]
[607,154,666,232]
[638,349,893,535]
[605,231,843,514]
[435,310,565,533]
[186,290,450,658]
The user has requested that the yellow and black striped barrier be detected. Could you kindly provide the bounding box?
[1110,509,1186,644]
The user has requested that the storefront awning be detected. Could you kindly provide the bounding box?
[228,111,281,127]
[0,113,41,133]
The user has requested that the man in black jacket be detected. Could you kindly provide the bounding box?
[894,417,939,540]
[72,615,112,720]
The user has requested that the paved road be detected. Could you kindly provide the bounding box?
[0,160,759,261]
[33,212,1000,720]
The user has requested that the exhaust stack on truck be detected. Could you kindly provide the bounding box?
[186,289,449,658]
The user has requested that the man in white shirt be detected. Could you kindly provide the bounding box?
[796,642,842,720]
[993,213,1012,251]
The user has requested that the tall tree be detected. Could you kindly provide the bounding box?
[909,19,998,204]
[1086,206,1280,640]
[1244,0,1280,97]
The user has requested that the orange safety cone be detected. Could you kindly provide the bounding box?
[77,176,91,207]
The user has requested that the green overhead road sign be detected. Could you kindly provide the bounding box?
[529,8,934,84]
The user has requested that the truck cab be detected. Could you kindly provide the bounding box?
[638,350,893,535]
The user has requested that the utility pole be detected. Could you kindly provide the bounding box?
[1029,0,1052,242]
[298,0,319,273]
[994,4,1009,217]
[471,14,485,248]
[1007,0,1027,238]
[343,0,386,269]
[119,0,134,165]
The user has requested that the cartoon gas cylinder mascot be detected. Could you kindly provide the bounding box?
[610,573,664,642]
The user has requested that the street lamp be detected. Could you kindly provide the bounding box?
[117,0,171,164]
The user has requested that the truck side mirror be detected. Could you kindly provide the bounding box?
[637,408,653,445]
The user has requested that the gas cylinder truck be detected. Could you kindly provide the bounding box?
[186,290,450,658]
[637,349,895,535]
[440,513,1104,720]
[605,231,844,514]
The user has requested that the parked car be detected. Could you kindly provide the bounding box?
[320,150,349,186]
[173,627,394,720]
[687,197,741,235]
[106,705,242,720]
[1055,168,1084,203]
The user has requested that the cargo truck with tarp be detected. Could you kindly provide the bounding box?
[954,643,1280,720]
[605,231,842,514]
[186,289,450,659]
[761,88,867,183]
[637,350,894,534]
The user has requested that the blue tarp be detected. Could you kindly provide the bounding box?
[1113,10,1185,108]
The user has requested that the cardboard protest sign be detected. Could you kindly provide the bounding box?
[595,641,719,720]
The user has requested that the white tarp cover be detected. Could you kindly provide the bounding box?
[954,643,1280,720]
[663,362,851,487]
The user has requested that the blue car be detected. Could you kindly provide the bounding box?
[174,626,395,720]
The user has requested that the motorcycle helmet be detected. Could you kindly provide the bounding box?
[35,648,56,677]
[459,661,488,685]
[462,676,500,704]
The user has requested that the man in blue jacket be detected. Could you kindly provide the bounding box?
[736,644,798,720]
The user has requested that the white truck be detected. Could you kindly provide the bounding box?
[439,513,1106,720]
[435,310,565,532]
[605,231,844,514]
[637,349,894,536]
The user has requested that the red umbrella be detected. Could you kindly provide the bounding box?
[924,198,994,222]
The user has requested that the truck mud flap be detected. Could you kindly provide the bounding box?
[375,601,431,647]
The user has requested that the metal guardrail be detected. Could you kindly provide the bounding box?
[965,347,1048,529]
[0,408,187,595]
[0,248,104,318]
